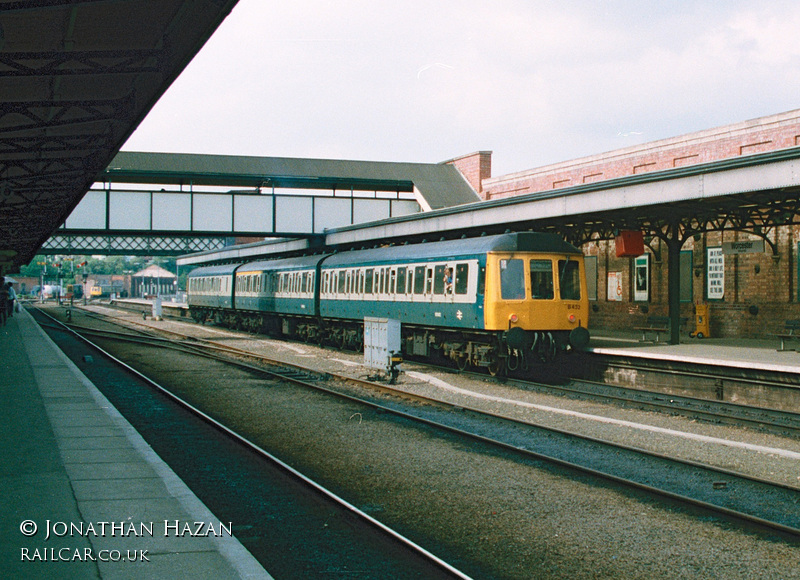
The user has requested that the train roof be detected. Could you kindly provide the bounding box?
[238,254,330,272]
[187,233,580,273]
[323,232,581,267]
[186,263,240,277]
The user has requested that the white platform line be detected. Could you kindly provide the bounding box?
[405,371,800,460]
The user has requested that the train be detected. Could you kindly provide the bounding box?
[187,232,590,373]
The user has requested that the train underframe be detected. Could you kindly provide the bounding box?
[190,306,577,374]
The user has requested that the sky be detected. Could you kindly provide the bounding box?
[122,1,800,178]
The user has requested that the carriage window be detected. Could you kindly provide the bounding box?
[530,260,554,299]
[455,263,469,294]
[433,265,446,294]
[337,271,346,294]
[558,259,581,300]
[500,259,525,300]
[414,266,425,294]
[396,268,406,294]
[364,269,374,294]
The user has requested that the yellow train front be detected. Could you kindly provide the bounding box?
[480,236,589,371]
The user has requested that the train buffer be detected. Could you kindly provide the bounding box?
[776,320,800,351]
[634,316,687,343]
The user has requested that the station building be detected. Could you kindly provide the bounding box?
[448,109,800,339]
[131,264,178,299]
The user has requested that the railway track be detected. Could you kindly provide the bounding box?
[83,302,800,437]
[448,366,800,438]
[31,306,474,579]
[37,304,800,544]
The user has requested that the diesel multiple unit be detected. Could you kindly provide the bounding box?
[187,232,589,373]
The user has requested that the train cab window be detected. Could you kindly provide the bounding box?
[500,259,526,300]
[455,263,469,295]
[530,260,554,299]
[433,265,446,295]
[396,268,406,295]
[558,259,581,300]
[413,266,425,294]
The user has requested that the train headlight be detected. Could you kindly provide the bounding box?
[509,314,518,323]
[568,313,577,323]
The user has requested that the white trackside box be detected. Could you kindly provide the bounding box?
[364,317,402,373]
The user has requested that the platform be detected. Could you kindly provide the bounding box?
[589,329,800,375]
[0,309,272,579]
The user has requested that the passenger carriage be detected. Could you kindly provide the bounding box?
[187,232,589,372]
[233,255,323,336]
[186,263,237,322]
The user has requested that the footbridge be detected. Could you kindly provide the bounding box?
[42,151,480,255]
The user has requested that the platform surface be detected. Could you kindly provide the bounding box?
[589,329,800,374]
[0,309,272,579]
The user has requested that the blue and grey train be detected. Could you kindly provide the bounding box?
[187,232,590,372]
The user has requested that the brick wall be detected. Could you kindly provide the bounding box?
[482,109,800,200]
[585,229,800,338]
[444,151,492,194]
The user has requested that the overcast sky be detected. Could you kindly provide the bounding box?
[122,1,800,177]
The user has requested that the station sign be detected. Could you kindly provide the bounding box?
[707,247,724,299]
[721,240,765,255]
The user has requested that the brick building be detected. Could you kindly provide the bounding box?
[447,109,800,338]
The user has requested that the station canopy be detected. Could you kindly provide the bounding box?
[0,0,240,273]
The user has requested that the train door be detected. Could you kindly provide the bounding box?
[413,265,426,302]
[425,266,434,302]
